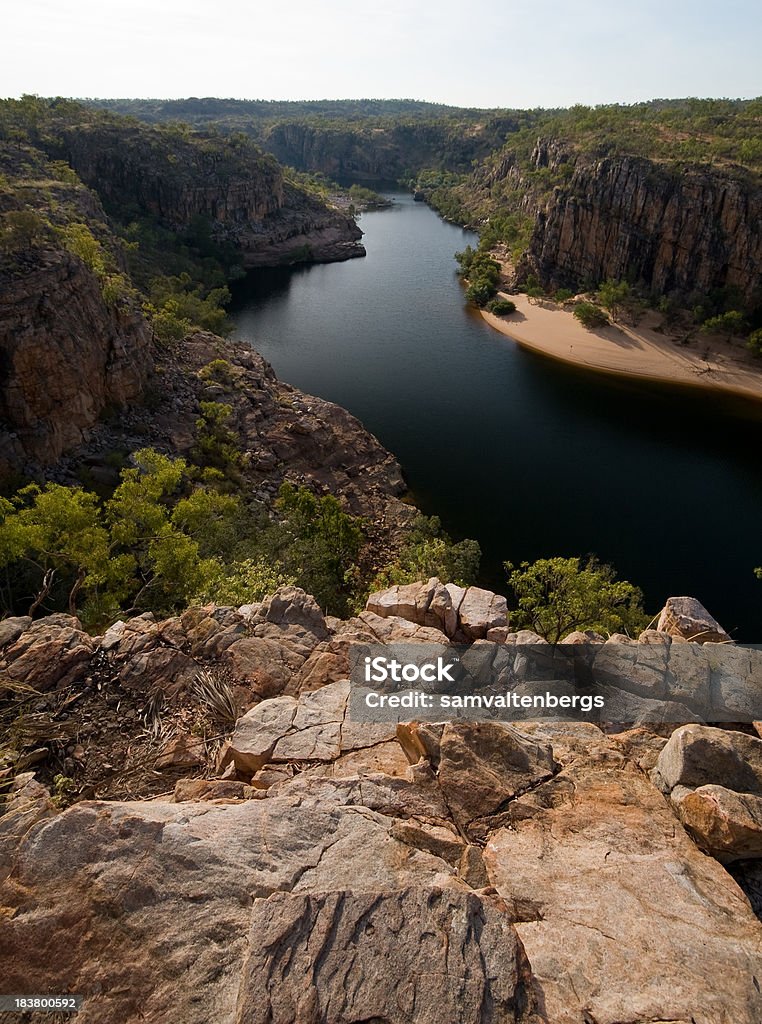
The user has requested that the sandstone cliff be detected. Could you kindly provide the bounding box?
[55,121,364,266]
[0,248,150,473]
[0,143,151,473]
[456,136,762,310]
[525,149,762,306]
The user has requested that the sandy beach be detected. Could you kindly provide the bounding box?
[481,293,762,404]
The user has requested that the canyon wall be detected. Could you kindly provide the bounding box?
[56,123,364,265]
[525,151,762,305]
[0,248,151,475]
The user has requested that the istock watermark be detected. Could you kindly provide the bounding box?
[348,642,762,725]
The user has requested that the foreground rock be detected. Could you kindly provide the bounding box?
[240,888,539,1024]
[484,759,762,1024]
[366,577,508,640]
[652,724,762,862]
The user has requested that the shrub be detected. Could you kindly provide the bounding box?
[748,328,762,357]
[553,288,574,303]
[505,556,649,643]
[0,209,50,250]
[466,278,498,306]
[700,310,746,339]
[486,298,516,315]
[573,302,609,329]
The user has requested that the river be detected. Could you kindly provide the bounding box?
[232,192,762,639]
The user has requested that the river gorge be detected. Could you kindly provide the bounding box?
[232,192,762,639]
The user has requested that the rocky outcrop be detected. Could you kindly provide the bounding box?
[0,246,150,471]
[656,595,733,643]
[3,672,762,1022]
[262,120,501,183]
[366,577,508,640]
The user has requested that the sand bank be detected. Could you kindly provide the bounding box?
[481,294,762,404]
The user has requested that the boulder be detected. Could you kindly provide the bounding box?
[228,695,298,774]
[457,587,509,640]
[656,595,732,644]
[0,795,464,1024]
[365,578,508,640]
[671,784,762,862]
[651,724,762,795]
[1,618,94,691]
[397,721,557,835]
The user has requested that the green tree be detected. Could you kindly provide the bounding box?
[272,483,364,615]
[0,484,127,615]
[700,310,746,340]
[505,556,649,643]
[573,302,609,329]
[486,298,516,315]
[747,328,762,357]
[374,515,480,588]
[597,280,631,322]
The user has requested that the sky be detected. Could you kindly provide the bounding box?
[3,0,761,109]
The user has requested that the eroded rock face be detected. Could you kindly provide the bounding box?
[239,888,539,1024]
[525,153,762,307]
[5,595,762,1023]
[0,248,150,470]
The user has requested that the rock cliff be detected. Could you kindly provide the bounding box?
[1,587,762,1022]
[459,137,762,309]
[525,150,762,306]
[0,152,151,473]
[55,121,364,266]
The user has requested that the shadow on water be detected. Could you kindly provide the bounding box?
[231,192,762,639]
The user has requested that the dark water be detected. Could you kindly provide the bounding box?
[232,192,762,639]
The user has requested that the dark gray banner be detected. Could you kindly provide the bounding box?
[347,642,762,724]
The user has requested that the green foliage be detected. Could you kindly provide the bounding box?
[486,297,516,315]
[198,359,237,387]
[192,401,243,482]
[143,297,192,343]
[505,556,649,643]
[374,515,480,589]
[58,222,131,307]
[553,288,574,303]
[597,280,632,321]
[147,273,232,337]
[0,209,50,250]
[456,248,501,307]
[700,309,746,339]
[747,328,762,357]
[192,557,296,606]
[270,483,364,616]
[573,302,609,329]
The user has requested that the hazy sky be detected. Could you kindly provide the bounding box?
[4,0,761,108]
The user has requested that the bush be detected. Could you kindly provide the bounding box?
[747,328,762,357]
[466,278,498,306]
[597,279,631,321]
[486,298,516,315]
[700,310,746,339]
[505,556,649,643]
[553,288,574,303]
[374,515,480,589]
[573,302,609,329]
